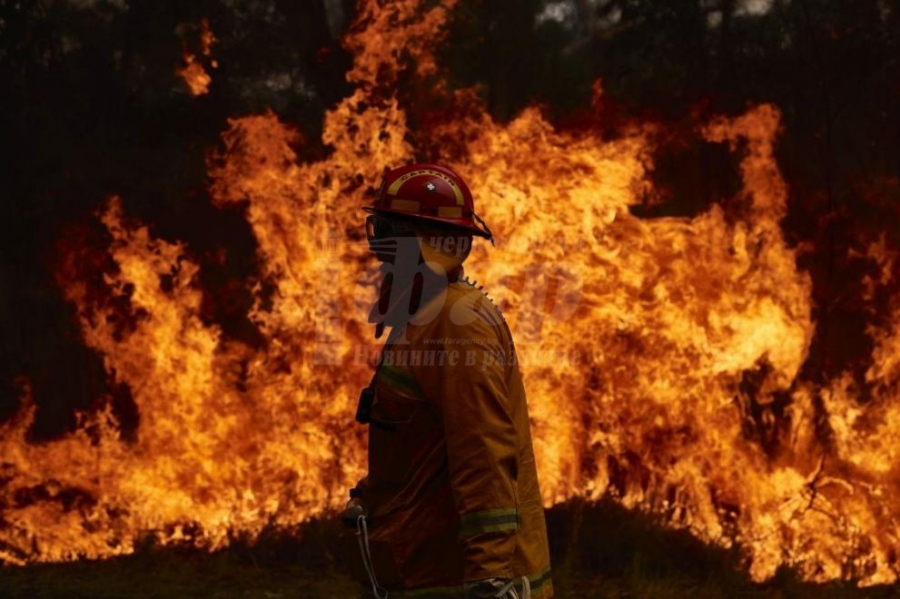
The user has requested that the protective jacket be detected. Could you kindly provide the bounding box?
[346,276,553,598]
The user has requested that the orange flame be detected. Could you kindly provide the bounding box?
[176,18,216,96]
[2,0,900,587]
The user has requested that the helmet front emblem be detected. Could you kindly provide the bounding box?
[425,182,437,192]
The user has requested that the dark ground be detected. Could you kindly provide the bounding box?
[1,500,896,599]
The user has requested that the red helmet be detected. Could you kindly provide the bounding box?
[363,163,493,241]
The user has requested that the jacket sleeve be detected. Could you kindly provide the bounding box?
[429,302,519,582]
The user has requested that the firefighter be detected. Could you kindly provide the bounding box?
[343,164,553,599]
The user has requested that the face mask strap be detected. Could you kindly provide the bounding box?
[473,213,495,247]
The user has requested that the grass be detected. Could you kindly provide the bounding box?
[1,501,897,598]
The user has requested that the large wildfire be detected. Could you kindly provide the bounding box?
[1,0,899,587]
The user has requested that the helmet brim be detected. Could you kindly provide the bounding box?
[361,206,493,239]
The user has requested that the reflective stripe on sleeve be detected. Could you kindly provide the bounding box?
[458,508,519,538]
[527,565,554,596]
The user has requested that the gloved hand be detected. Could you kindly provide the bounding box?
[463,578,516,599]
[341,487,366,528]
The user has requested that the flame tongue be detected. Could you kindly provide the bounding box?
[177,18,216,96]
[1,0,899,587]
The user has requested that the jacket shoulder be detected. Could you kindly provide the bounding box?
[441,280,506,331]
